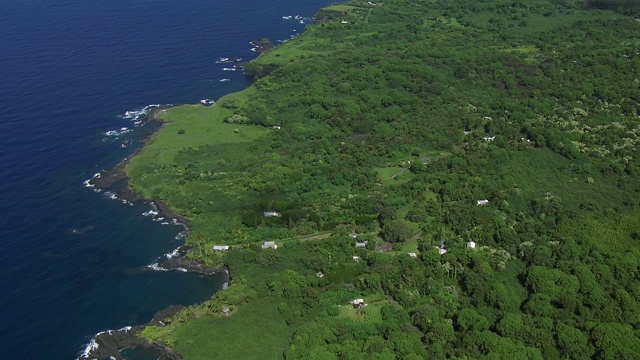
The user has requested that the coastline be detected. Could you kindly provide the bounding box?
[81,18,307,359]
[82,106,229,359]
[80,306,185,360]
[89,106,188,224]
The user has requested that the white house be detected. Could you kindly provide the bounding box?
[408,252,418,258]
[438,248,448,255]
[350,298,365,309]
[262,241,278,250]
[353,256,361,262]
[355,241,368,248]
[212,245,229,251]
[263,211,281,218]
[466,241,476,249]
[477,199,489,206]
[483,136,496,141]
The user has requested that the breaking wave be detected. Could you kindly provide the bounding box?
[104,191,133,206]
[83,172,102,192]
[77,326,132,359]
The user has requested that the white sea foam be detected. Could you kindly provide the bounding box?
[103,127,132,138]
[102,191,131,205]
[222,67,237,71]
[220,78,231,82]
[142,210,159,216]
[200,99,216,105]
[78,338,99,359]
[215,57,242,64]
[147,262,169,271]
[165,247,181,259]
[147,262,188,273]
[282,15,293,19]
[119,104,163,124]
[83,173,102,190]
[77,326,131,359]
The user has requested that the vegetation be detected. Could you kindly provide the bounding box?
[132,0,640,358]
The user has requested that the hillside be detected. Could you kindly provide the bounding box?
[131,0,640,358]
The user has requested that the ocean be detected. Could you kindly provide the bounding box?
[0,0,327,358]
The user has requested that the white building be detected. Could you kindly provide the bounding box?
[262,241,278,250]
[263,211,281,218]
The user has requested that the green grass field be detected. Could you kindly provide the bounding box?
[128,96,266,168]
[166,299,295,360]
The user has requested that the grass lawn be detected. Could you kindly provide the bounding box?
[400,239,419,254]
[338,293,391,323]
[125,89,269,200]
[128,96,267,168]
[166,299,295,360]
[323,4,359,12]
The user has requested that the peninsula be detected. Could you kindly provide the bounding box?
[98,0,640,358]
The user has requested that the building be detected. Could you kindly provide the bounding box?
[477,199,489,206]
[355,241,368,248]
[353,256,361,262]
[262,241,278,250]
[263,211,281,218]
[221,307,230,316]
[438,248,448,255]
[212,245,229,251]
[350,298,365,309]
[466,241,477,249]
[408,252,417,258]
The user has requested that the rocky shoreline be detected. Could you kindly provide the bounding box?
[82,306,185,360]
[89,106,190,228]
[82,105,227,359]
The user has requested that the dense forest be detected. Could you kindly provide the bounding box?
[128,0,640,358]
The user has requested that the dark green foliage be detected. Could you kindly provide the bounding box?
[135,0,640,357]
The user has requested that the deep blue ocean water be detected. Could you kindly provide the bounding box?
[0,1,327,358]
